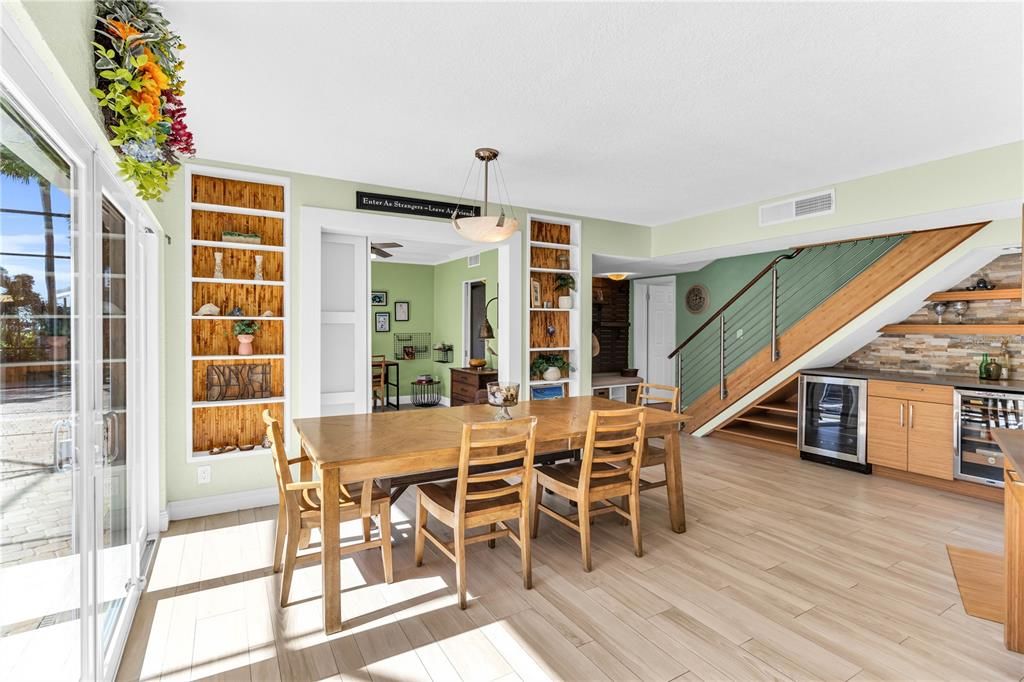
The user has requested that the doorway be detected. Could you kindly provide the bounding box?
[633,277,677,387]
[466,280,487,364]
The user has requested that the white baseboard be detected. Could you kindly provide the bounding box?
[166,486,278,521]
[158,510,169,532]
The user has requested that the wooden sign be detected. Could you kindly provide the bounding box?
[355,191,479,220]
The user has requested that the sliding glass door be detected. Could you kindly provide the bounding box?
[0,93,83,680]
[0,76,153,678]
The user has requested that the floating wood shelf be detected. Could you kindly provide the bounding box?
[928,288,1022,302]
[880,324,1024,335]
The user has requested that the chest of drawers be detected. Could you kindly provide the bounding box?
[449,367,498,406]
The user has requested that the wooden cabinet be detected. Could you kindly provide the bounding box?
[907,400,955,480]
[866,380,954,479]
[867,395,908,470]
[449,367,497,407]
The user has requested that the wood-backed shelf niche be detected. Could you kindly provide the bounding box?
[187,168,290,462]
[527,216,580,391]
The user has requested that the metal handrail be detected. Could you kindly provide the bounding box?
[668,249,803,359]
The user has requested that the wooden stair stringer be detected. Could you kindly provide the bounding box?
[683,222,988,435]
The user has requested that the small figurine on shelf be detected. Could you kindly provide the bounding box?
[213,251,224,279]
[233,319,260,356]
[254,254,264,281]
[194,303,220,316]
[228,306,244,317]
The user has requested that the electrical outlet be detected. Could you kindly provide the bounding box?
[736,328,744,339]
[197,465,211,485]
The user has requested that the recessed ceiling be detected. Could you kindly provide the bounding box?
[165,2,1022,227]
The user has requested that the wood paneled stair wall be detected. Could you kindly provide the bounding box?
[713,375,799,454]
[682,222,988,435]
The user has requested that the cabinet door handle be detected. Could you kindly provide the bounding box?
[909,404,914,429]
[899,403,904,427]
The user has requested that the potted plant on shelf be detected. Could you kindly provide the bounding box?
[233,319,260,356]
[554,273,576,309]
[531,353,574,382]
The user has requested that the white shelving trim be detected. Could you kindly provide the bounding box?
[529,267,578,274]
[192,315,285,321]
[192,277,284,286]
[528,240,573,250]
[191,201,286,219]
[191,239,286,253]
[189,447,271,463]
[193,396,285,409]
[192,353,285,361]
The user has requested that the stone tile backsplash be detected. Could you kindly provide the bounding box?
[839,254,1024,378]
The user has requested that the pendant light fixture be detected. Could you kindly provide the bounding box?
[451,147,519,243]
[607,273,629,281]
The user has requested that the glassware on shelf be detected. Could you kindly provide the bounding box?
[950,300,970,323]
[932,301,948,324]
[486,381,520,421]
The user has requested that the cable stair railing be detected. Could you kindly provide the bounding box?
[668,234,907,410]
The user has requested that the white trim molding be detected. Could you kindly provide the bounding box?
[166,487,279,521]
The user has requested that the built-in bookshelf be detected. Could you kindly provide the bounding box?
[186,168,289,462]
[526,215,580,397]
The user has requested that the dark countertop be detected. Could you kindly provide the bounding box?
[993,430,1024,476]
[801,366,1024,393]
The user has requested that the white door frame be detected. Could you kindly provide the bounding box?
[462,278,487,366]
[299,207,522,416]
[632,276,677,386]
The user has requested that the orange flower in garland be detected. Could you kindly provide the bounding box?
[129,48,170,123]
[107,20,140,41]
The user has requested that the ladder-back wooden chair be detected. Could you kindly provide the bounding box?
[371,354,387,409]
[633,382,681,498]
[414,416,538,609]
[263,410,393,608]
[531,406,647,571]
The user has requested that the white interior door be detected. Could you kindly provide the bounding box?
[319,233,367,416]
[634,280,676,387]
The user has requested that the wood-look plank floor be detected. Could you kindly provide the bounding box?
[117,435,1024,681]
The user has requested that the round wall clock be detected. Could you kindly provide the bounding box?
[685,284,709,314]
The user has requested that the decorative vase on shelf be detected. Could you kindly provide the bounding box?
[213,251,224,279]
[254,255,264,281]
[543,366,562,381]
[236,334,255,356]
[558,294,573,309]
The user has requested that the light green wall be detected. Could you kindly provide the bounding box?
[650,142,1024,255]
[432,249,498,396]
[20,1,97,124]
[369,262,435,396]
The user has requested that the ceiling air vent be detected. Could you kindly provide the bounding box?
[467,253,480,268]
[759,189,835,227]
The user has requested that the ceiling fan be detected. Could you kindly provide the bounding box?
[370,242,403,259]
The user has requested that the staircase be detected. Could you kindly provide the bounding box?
[669,222,989,437]
[714,375,799,454]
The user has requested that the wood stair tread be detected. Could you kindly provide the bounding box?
[734,412,798,432]
[755,401,798,415]
[717,423,797,448]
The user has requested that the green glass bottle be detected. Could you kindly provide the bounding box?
[980,352,990,380]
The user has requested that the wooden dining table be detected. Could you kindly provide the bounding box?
[293,396,689,634]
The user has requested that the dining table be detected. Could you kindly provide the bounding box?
[293,395,689,634]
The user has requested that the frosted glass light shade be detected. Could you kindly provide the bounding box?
[452,215,519,243]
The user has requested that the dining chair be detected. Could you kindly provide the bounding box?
[531,406,647,572]
[414,416,538,609]
[633,382,681,497]
[263,410,393,608]
[371,354,387,409]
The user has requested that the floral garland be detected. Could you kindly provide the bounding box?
[91,0,194,200]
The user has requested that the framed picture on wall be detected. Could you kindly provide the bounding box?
[394,301,410,321]
[371,291,388,306]
[374,312,390,332]
[530,279,541,308]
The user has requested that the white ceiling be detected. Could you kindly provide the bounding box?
[166,2,1022,227]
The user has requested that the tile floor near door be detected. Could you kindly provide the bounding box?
[118,435,1024,682]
